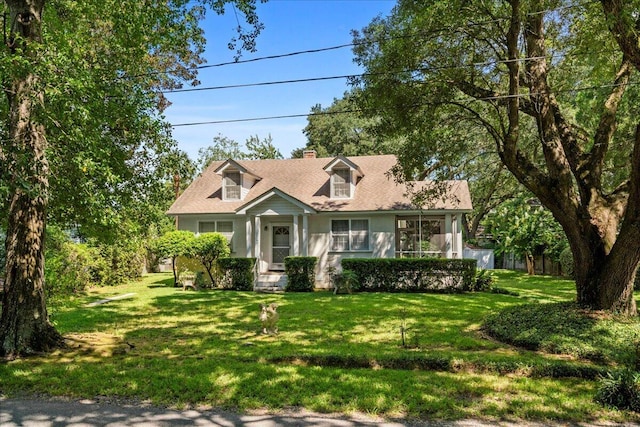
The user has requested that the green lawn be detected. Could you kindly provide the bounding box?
[1,270,638,423]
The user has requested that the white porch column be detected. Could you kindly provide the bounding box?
[302,214,309,256]
[445,213,453,258]
[455,215,463,259]
[292,215,300,256]
[254,216,261,261]
[245,216,253,257]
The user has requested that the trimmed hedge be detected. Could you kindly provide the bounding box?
[341,258,477,293]
[284,256,317,292]
[217,257,256,291]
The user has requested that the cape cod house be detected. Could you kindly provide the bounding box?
[167,152,472,288]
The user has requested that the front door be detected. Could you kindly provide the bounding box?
[270,224,291,270]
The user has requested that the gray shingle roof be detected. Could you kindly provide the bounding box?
[167,154,472,215]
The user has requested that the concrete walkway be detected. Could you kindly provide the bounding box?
[1,397,637,427]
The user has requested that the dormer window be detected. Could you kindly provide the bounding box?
[223,171,241,200]
[332,168,351,198]
[214,159,262,202]
[323,156,363,200]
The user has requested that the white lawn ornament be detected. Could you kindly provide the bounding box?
[259,303,279,334]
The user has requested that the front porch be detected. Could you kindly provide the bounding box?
[237,188,315,277]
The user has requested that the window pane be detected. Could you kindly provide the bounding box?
[224,171,241,186]
[331,235,349,251]
[351,219,368,231]
[333,169,350,198]
[216,221,233,233]
[351,231,369,250]
[223,171,241,200]
[331,220,350,251]
[334,169,348,184]
[332,220,349,233]
[273,226,290,247]
[225,187,240,199]
[350,219,369,250]
[198,222,216,233]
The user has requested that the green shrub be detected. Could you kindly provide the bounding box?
[332,269,358,294]
[559,247,574,278]
[45,229,108,297]
[469,269,494,292]
[192,232,230,284]
[284,256,317,292]
[98,238,145,285]
[595,369,640,412]
[341,258,477,293]
[217,257,256,291]
[482,302,640,364]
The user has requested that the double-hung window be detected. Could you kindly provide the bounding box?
[223,171,241,200]
[332,168,351,198]
[198,220,234,251]
[331,219,369,251]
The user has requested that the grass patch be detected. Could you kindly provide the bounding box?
[0,270,637,423]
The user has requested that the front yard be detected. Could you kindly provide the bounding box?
[0,270,638,423]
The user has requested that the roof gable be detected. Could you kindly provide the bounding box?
[323,155,364,177]
[214,159,261,180]
[236,187,317,215]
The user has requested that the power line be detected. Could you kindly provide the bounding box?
[171,79,640,127]
[163,73,358,94]
[126,3,594,82]
[162,51,607,95]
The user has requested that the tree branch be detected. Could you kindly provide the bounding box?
[584,58,632,188]
[453,80,538,117]
[601,0,640,71]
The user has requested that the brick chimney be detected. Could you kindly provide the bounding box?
[303,149,317,159]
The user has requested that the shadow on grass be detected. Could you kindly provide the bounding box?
[0,349,609,421]
[483,301,640,366]
[148,276,175,288]
[5,271,638,422]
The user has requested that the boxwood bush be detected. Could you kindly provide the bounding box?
[284,256,317,292]
[217,257,256,291]
[341,258,477,293]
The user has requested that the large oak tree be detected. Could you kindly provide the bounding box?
[0,0,263,358]
[353,0,640,314]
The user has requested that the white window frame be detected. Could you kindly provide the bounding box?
[330,168,351,199]
[223,171,242,201]
[330,218,370,252]
[197,220,235,252]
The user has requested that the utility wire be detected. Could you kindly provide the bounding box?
[164,73,357,94]
[162,51,609,95]
[171,79,640,127]
[126,2,593,81]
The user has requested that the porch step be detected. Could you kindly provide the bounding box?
[255,273,287,293]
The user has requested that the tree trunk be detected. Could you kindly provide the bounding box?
[0,0,64,358]
[563,210,638,314]
[172,256,178,286]
[525,253,535,275]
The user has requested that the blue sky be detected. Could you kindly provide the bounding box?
[164,0,395,161]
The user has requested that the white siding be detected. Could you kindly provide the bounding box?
[242,174,257,199]
[308,213,396,288]
[176,215,247,256]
